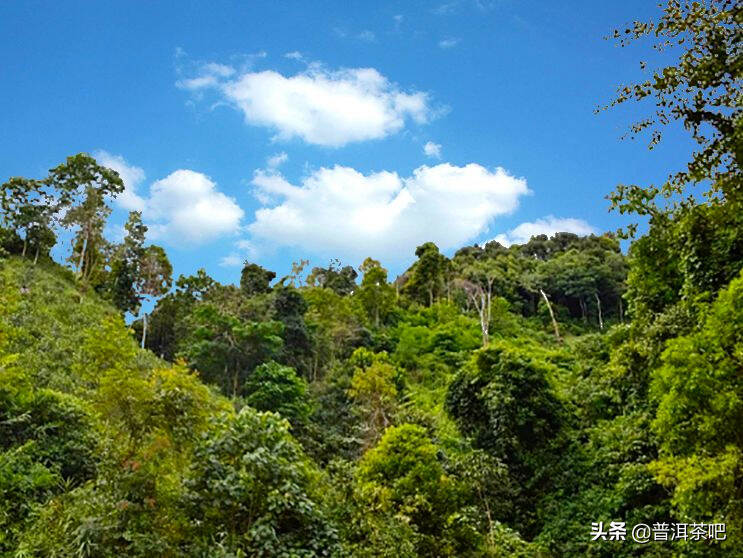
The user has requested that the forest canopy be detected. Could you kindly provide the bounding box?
[1,0,741,556]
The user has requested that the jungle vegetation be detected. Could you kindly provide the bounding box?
[1,1,740,556]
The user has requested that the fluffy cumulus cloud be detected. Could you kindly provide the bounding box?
[179,64,433,147]
[245,163,529,260]
[423,141,442,158]
[97,152,243,246]
[492,216,597,247]
[145,170,244,245]
[95,150,146,211]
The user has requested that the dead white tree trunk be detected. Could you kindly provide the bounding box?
[77,230,88,278]
[141,312,147,349]
[594,292,603,330]
[479,290,489,347]
[457,278,493,348]
[539,289,561,343]
[485,276,494,336]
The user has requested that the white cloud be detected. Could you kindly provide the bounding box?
[97,152,244,246]
[95,150,146,211]
[146,170,244,245]
[202,62,235,78]
[176,61,236,91]
[358,30,376,42]
[266,152,288,168]
[179,64,433,147]
[245,163,529,260]
[219,253,242,267]
[492,216,597,247]
[284,51,304,61]
[423,141,442,158]
[438,37,461,49]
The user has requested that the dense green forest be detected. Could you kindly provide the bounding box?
[1,1,741,556]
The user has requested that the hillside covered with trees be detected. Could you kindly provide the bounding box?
[1,1,741,556]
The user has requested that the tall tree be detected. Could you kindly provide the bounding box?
[600,0,742,229]
[106,212,172,318]
[403,242,450,306]
[107,211,146,313]
[357,257,395,327]
[47,153,124,279]
[273,286,313,377]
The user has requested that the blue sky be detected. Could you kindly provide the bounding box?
[1,0,692,283]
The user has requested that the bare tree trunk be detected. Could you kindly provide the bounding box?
[141,313,147,349]
[485,277,494,332]
[77,230,88,277]
[480,291,489,347]
[539,289,561,343]
[22,237,27,258]
[33,244,39,265]
[594,292,603,330]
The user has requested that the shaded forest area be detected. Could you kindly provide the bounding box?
[1,1,741,556]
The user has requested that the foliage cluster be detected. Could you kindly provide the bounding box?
[1,1,741,555]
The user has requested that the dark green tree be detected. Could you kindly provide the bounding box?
[182,304,284,396]
[403,242,450,306]
[186,408,339,556]
[242,361,310,426]
[240,261,276,296]
[446,342,564,530]
[273,286,313,376]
